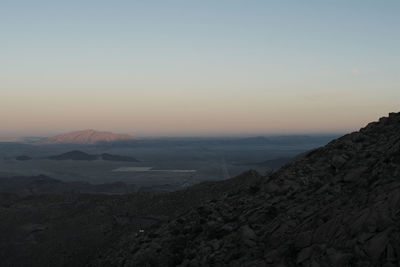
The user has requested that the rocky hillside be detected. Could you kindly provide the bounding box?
[37,129,134,144]
[0,171,262,267]
[91,112,400,266]
[0,175,138,195]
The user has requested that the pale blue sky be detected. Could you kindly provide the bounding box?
[0,1,399,139]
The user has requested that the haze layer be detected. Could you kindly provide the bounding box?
[1,1,399,139]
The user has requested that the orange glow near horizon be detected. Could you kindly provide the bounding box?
[1,1,399,140]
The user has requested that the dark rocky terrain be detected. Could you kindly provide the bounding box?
[1,112,400,267]
[0,171,262,267]
[0,175,138,195]
[91,112,400,266]
[237,157,295,170]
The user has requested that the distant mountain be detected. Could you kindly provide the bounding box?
[37,129,135,145]
[237,135,340,145]
[47,150,139,162]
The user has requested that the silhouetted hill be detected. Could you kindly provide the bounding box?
[47,150,98,160]
[46,150,138,162]
[93,112,400,266]
[37,129,135,144]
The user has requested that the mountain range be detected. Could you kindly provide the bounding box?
[1,112,400,266]
[36,129,135,144]
[47,150,139,162]
[14,151,139,162]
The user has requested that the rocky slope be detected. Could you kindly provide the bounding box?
[0,171,262,267]
[91,112,400,267]
[37,129,134,144]
[0,175,138,195]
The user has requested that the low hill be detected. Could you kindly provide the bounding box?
[47,150,98,160]
[37,129,135,145]
[46,150,139,162]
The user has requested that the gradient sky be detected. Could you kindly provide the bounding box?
[1,0,399,139]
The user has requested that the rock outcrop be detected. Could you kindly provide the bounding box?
[92,112,400,266]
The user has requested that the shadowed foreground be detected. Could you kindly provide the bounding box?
[92,112,400,267]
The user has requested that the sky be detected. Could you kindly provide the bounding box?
[1,0,399,139]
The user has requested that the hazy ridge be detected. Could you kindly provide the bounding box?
[36,129,135,145]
